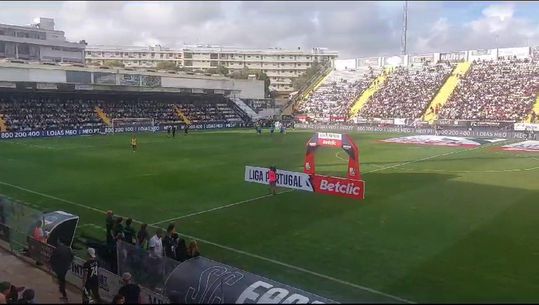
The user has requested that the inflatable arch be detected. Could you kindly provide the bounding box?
[304,132,362,180]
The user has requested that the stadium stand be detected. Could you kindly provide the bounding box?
[0,93,248,132]
[98,99,181,125]
[438,59,539,121]
[0,96,104,132]
[348,67,390,118]
[358,64,454,119]
[297,67,378,121]
[422,62,472,123]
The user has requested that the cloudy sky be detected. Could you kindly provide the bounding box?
[1,1,539,58]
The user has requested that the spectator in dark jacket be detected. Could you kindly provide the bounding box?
[50,239,74,302]
[136,224,149,249]
[106,210,114,245]
[123,218,135,245]
[172,233,188,262]
[162,223,176,259]
[118,273,141,304]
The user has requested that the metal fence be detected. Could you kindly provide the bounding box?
[0,195,43,253]
[117,240,180,292]
[0,195,168,303]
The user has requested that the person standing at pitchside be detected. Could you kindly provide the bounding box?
[268,166,277,196]
[131,134,137,152]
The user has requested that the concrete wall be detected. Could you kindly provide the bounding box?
[0,67,66,83]
[231,79,265,99]
[0,64,264,99]
[161,77,234,90]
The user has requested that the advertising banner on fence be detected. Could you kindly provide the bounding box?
[244,166,314,192]
[164,256,335,304]
[296,123,528,140]
[0,122,240,140]
[514,123,539,131]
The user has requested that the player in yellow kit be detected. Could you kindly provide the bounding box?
[131,135,137,152]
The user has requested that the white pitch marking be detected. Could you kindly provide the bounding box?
[362,144,488,174]
[0,180,413,303]
[151,189,295,225]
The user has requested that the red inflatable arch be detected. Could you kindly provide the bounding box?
[304,132,362,180]
[303,132,365,200]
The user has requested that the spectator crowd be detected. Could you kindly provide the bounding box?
[439,58,539,121]
[298,67,378,122]
[0,94,248,132]
[359,64,454,119]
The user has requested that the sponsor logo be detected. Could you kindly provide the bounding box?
[470,121,502,127]
[236,281,325,304]
[514,123,539,132]
[320,139,338,146]
[244,166,314,192]
[317,132,342,140]
[320,179,360,195]
[186,266,244,303]
[312,175,365,200]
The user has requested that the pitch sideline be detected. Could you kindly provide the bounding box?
[151,189,294,226]
[0,180,413,304]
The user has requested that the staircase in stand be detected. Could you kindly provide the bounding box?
[422,61,472,124]
[524,94,539,123]
[173,105,191,125]
[349,68,392,118]
[294,67,333,112]
[95,106,112,127]
[230,97,259,120]
[0,114,7,132]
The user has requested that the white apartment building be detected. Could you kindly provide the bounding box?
[85,45,338,93]
[0,18,86,64]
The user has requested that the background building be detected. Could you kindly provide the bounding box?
[85,45,338,94]
[0,18,86,64]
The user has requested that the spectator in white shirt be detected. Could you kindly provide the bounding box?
[148,228,164,258]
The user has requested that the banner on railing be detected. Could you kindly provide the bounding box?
[0,122,241,140]
[164,256,336,304]
[514,123,539,131]
[296,123,528,139]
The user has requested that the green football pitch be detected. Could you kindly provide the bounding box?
[1,129,538,303]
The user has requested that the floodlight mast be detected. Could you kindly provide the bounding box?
[401,0,408,55]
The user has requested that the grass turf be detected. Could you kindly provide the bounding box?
[0,129,538,303]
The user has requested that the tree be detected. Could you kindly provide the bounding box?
[156,61,179,71]
[216,65,229,76]
[292,62,325,91]
[103,60,125,68]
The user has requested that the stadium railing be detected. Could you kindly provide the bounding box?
[0,196,168,303]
